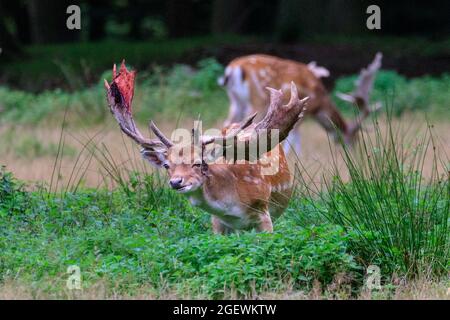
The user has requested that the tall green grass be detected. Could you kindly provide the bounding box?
[296,113,449,278]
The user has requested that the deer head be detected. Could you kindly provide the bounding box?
[105,61,307,193]
[141,126,208,193]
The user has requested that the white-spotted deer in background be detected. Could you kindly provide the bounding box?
[105,62,308,233]
[218,53,383,155]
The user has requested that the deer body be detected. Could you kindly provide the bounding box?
[106,62,307,234]
[180,146,292,233]
[220,53,382,154]
[142,141,292,233]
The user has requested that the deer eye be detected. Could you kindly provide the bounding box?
[163,162,170,169]
[192,162,201,168]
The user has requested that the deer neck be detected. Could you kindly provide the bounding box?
[187,165,243,217]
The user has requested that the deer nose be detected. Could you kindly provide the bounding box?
[169,178,183,189]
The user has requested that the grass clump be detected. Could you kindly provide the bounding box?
[297,114,449,278]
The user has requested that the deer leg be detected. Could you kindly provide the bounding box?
[283,123,301,156]
[211,216,233,235]
[224,76,252,126]
[256,211,273,233]
[224,102,239,127]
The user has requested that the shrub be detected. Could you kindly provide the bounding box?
[1,66,448,126]
[191,58,225,93]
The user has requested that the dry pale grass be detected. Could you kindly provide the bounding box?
[1,278,448,300]
[0,115,448,189]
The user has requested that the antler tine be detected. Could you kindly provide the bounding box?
[265,87,284,113]
[105,70,164,150]
[149,121,174,148]
[284,81,300,110]
[335,53,383,140]
[337,52,382,111]
[202,112,258,146]
[354,52,382,108]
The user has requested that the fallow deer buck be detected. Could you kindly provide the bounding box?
[218,53,383,154]
[105,61,308,234]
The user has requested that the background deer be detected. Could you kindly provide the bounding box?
[105,62,308,233]
[218,53,383,155]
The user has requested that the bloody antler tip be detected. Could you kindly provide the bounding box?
[120,59,127,73]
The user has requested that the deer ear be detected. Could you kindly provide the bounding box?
[141,149,167,168]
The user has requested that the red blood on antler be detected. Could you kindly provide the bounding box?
[105,61,163,150]
[111,60,136,113]
[105,62,308,160]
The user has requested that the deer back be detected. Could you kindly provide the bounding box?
[224,54,327,118]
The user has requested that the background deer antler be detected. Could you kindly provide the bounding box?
[336,52,383,137]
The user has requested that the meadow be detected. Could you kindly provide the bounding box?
[0,52,449,299]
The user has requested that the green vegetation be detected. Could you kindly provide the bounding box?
[0,168,359,298]
[1,35,248,91]
[0,60,449,126]
[0,116,448,298]
[0,58,227,126]
[297,116,449,278]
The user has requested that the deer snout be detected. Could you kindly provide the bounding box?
[169,177,184,189]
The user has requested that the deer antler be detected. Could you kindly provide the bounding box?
[255,82,308,141]
[105,61,167,151]
[106,63,308,162]
[336,52,383,138]
[149,121,174,148]
[203,82,308,161]
[201,112,258,145]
